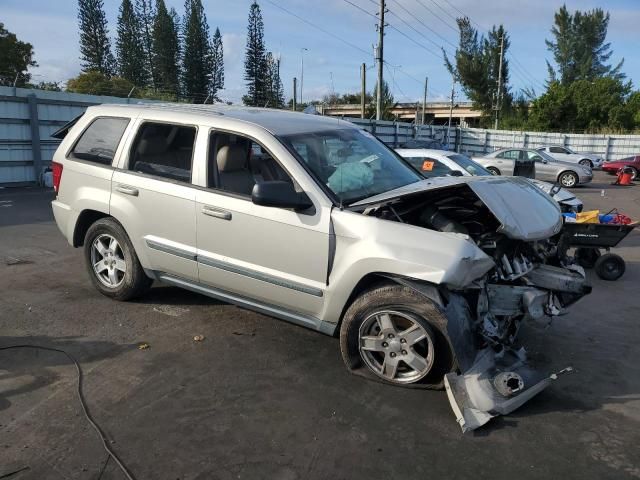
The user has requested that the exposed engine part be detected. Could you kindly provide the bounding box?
[524,264,591,296]
[420,205,469,235]
[497,253,533,280]
[493,372,525,397]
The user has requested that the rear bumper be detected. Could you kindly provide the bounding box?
[51,200,75,245]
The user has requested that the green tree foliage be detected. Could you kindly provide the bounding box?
[182,0,212,102]
[116,0,147,86]
[243,1,268,106]
[136,0,156,86]
[366,81,397,120]
[152,0,181,97]
[528,77,636,132]
[211,27,224,101]
[77,0,116,76]
[322,92,374,105]
[444,18,511,119]
[66,70,134,96]
[0,22,37,86]
[265,52,284,108]
[546,5,624,84]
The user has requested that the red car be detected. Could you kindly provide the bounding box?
[602,155,640,180]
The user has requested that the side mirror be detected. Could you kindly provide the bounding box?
[449,170,464,177]
[252,181,313,212]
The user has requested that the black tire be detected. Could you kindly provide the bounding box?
[559,171,578,188]
[84,217,152,300]
[486,166,501,176]
[628,167,638,181]
[594,253,625,281]
[575,247,600,269]
[339,284,455,389]
[579,159,593,169]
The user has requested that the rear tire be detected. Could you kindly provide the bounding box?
[84,218,152,300]
[594,253,625,281]
[628,167,638,181]
[486,167,501,176]
[339,284,455,389]
[559,171,578,188]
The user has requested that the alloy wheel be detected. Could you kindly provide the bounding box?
[90,234,127,288]
[560,172,577,187]
[358,310,435,384]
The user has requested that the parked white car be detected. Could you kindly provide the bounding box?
[50,104,590,431]
[396,148,584,213]
[537,146,603,169]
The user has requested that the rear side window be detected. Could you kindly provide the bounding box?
[550,146,567,154]
[70,117,130,165]
[129,122,196,183]
[404,156,452,177]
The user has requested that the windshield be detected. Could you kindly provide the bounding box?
[279,128,421,204]
[446,153,492,176]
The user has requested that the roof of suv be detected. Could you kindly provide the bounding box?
[89,103,355,136]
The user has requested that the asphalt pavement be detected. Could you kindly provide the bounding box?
[1,172,639,479]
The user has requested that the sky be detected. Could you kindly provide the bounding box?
[2,0,639,104]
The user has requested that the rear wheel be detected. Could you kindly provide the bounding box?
[628,167,638,181]
[594,253,625,281]
[486,166,500,176]
[559,171,578,188]
[84,218,152,300]
[340,284,455,388]
[579,159,593,169]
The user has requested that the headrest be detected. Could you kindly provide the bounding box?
[138,136,167,156]
[217,144,247,172]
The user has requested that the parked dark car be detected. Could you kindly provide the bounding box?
[602,155,640,180]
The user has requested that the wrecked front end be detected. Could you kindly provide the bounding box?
[353,177,591,431]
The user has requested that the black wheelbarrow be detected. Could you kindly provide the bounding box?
[559,221,636,281]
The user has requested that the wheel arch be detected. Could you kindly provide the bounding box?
[557,169,578,185]
[72,209,110,247]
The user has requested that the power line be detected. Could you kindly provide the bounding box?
[387,0,457,50]
[413,0,458,33]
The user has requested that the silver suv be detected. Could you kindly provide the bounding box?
[51,104,590,431]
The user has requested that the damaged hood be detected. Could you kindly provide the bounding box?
[351,176,563,241]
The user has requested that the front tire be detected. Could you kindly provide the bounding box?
[339,284,455,389]
[559,171,579,188]
[84,218,152,301]
[579,159,593,169]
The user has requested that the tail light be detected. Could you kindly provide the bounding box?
[52,161,63,193]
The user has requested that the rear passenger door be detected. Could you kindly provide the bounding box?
[194,130,330,319]
[111,120,199,281]
[494,150,518,175]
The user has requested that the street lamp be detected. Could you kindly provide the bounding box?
[300,47,308,105]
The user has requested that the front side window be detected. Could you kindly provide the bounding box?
[208,132,294,197]
[279,128,420,205]
[71,117,130,165]
[403,156,453,177]
[129,122,196,183]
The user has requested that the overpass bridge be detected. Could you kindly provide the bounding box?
[318,101,481,126]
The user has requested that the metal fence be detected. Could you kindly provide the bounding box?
[348,118,640,161]
[2,86,640,186]
[0,86,158,186]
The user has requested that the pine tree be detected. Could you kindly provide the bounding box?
[182,0,212,102]
[210,27,224,101]
[78,0,116,75]
[152,0,180,97]
[117,0,147,86]
[265,52,284,108]
[136,0,156,86]
[243,1,268,106]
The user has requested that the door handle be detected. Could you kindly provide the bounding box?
[202,206,232,221]
[116,184,139,196]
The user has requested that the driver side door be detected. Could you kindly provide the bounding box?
[194,129,331,320]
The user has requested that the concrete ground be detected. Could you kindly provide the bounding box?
[1,171,639,480]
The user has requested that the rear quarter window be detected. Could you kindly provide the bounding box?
[69,117,130,165]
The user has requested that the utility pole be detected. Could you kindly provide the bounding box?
[300,47,308,106]
[375,0,386,121]
[421,76,428,125]
[292,77,297,111]
[494,34,505,130]
[447,76,455,147]
[361,63,366,119]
